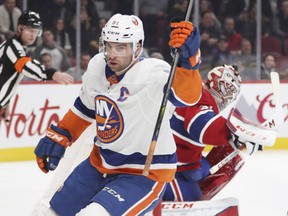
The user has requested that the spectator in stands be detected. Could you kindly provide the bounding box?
[68,7,97,54]
[66,52,91,81]
[70,0,99,32]
[89,17,107,56]
[237,2,272,42]
[40,52,54,70]
[260,53,276,80]
[199,11,222,63]
[199,0,213,14]
[42,0,72,29]
[139,0,168,49]
[210,35,234,68]
[52,18,72,57]
[0,0,21,40]
[272,0,288,40]
[210,0,246,22]
[222,16,243,55]
[32,29,71,71]
[233,38,257,80]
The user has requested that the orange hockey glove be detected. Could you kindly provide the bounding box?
[169,19,201,70]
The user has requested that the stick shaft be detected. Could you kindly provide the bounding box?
[209,150,239,174]
[142,0,194,176]
[263,72,284,130]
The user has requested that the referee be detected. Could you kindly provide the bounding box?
[0,10,74,121]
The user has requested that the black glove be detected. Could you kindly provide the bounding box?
[231,134,263,155]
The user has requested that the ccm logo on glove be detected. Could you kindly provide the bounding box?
[46,127,71,147]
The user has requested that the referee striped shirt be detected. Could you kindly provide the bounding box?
[0,36,56,108]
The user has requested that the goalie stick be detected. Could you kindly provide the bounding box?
[262,71,285,130]
[142,0,194,176]
[209,149,241,174]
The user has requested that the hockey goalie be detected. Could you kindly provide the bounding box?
[156,65,283,216]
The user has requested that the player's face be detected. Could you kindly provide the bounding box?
[104,42,134,73]
[20,26,40,45]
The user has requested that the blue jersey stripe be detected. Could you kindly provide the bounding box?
[189,111,216,142]
[99,146,177,166]
[74,96,95,119]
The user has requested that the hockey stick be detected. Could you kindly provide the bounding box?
[209,150,240,174]
[142,0,194,176]
[263,71,284,130]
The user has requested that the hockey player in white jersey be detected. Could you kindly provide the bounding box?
[34,13,203,215]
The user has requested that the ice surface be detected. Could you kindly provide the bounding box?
[0,151,287,216]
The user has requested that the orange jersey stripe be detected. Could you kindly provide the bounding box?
[90,145,176,182]
[15,56,32,73]
[172,67,202,104]
[58,109,92,142]
[125,182,165,216]
[189,49,201,67]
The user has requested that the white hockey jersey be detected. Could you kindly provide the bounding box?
[58,53,202,182]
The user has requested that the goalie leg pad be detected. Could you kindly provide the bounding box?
[159,198,239,216]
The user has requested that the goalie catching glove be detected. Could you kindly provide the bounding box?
[230,134,263,155]
[34,124,72,173]
[169,18,201,70]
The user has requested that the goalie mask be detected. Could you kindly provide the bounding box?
[101,14,144,72]
[206,65,241,110]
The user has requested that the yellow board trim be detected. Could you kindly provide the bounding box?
[0,138,287,162]
[0,147,35,162]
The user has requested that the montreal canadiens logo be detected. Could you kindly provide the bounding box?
[95,96,124,143]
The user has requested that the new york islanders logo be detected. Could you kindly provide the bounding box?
[95,95,124,143]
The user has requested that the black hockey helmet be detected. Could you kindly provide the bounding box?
[18,10,42,29]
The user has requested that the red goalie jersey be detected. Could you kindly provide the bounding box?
[170,86,231,172]
[163,64,244,202]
